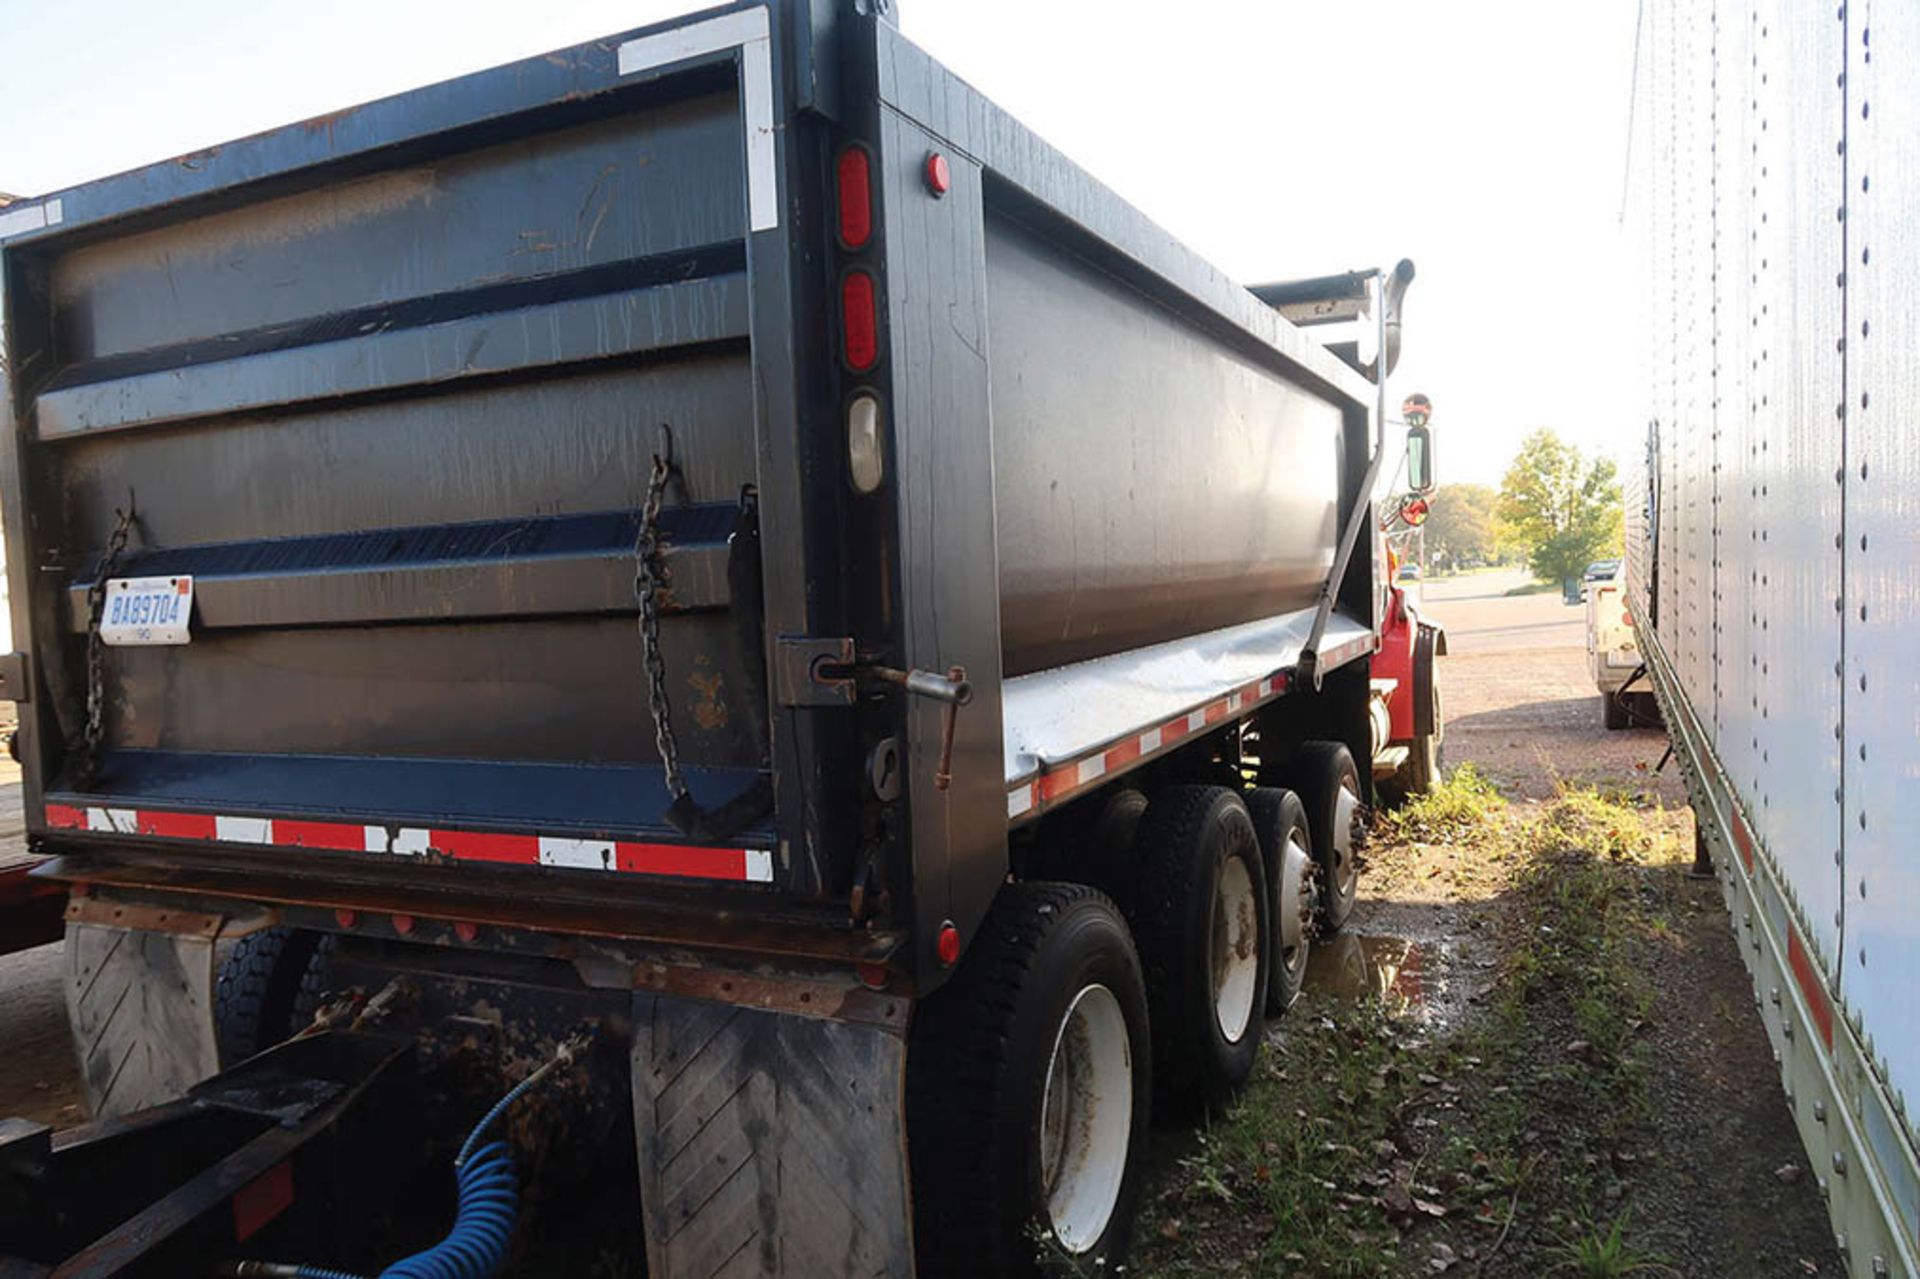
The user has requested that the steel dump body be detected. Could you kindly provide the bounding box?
[1627,2,1920,1274]
[0,5,1405,1271]
[0,1,1379,980]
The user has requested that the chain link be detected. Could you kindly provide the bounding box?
[635,449,688,803]
[80,505,136,787]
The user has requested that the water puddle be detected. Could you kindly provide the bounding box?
[1305,930,1475,1033]
[1307,933,1427,1004]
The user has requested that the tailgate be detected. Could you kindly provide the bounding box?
[0,16,791,896]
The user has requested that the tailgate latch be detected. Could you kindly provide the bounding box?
[774,636,857,706]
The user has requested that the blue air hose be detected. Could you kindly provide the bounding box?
[273,1036,586,1279]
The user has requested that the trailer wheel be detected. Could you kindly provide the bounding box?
[1246,787,1315,1015]
[1126,785,1269,1111]
[214,926,335,1065]
[1284,742,1365,934]
[908,882,1150,1276]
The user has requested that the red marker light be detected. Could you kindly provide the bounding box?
[836,146,872,248]
[391,914,414,936]
[334,909,358,929]
[925,151,951,196]
[842,270,879,371]
[454,920,479,943]
[936,920,961,966]
[856,961,890,990]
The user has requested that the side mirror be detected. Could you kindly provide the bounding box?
[1406,423,1435,494]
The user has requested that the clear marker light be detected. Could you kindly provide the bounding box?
[847,393,885,493]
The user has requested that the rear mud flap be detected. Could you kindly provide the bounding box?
[66,919,220,1117]
[630,992,913,1277]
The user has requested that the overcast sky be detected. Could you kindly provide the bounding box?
[0,0,1640,487]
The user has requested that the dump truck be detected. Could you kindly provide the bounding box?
[0,2,1443,1272]
[1625,2,1919,1275]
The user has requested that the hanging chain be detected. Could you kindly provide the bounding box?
[80,504,136,787]
[635,441,688,803]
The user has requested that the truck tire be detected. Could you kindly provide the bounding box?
[214,926,335,1066]
[1282,742,1365,934]
[908,882,1151,1276]
[1602,690,1630,730]
[1125,785,1268,1112]
[1246,787,1315,1016]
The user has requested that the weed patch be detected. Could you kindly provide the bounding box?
[1137,788,1688,1277]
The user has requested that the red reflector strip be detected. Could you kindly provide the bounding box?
[45,804,86,829]
[1787,927,1836,1050]
[1008,671,1290,822]
[1730,807,1756,871]
[269,818,364,851]
[431,829,537,865]
[37,806,771,884]
[836,147,872,248]
[232,1160,295,1243]
[842,271,879,371]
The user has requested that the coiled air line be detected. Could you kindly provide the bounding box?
[231,1032,591,1279]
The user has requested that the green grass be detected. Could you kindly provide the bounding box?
[1547,1213,1676,1276]
[1503,579,1562,597]
[1380,762,1507,843]
[1136,785,1682,1278]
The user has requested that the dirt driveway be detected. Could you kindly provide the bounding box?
[1421,568,1678,802]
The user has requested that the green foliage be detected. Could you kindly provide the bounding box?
[1498,429,1624,587]
[1383,762,1506,842]
[1422,483,1506,571]
[1548,1213,1675,1277]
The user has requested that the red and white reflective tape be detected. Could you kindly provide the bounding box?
[42,804,773,884]
[1007,673,1288,822]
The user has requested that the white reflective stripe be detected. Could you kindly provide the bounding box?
[539,837,616,870]
[1140,726,1162,753]
[215,815,272,844]
[363,825,390,854]
[390,828,432,857]
[615,7,777,232]
[0,198,62,241]
[87,807,136,833]
[1008,785,1034,820]
[1187,709,1206,732]
[742,849,774,883]
[1077,755,1106,786]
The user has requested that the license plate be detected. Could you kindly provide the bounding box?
[100,576,194,646]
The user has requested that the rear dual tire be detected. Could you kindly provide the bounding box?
[1279,742,1366,934]
[1124,785,1270,1113]
[909,883,1152,1276]
[1246,787,1315,1015]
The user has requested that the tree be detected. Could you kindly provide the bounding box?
[1497,429,1623,586]
[1422,483,1502,572]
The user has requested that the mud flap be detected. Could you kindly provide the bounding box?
[630,992,914,1277]
[65,920,220,1117]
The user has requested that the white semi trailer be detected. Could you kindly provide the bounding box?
[1626,3,1919,1276]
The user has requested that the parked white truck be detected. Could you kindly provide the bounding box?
[1626,2,1919,1276]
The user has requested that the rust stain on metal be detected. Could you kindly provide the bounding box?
[66,894,224,937]
[689,666,728,731]
[632,961,909,1029]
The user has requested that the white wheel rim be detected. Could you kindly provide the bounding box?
[1040,983,1133,1254]
[1331,781,1361,902]
[1282,831,1315,981]
[1211,855,1260,1043]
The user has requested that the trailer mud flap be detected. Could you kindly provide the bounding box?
[630,992,913,1277]
[66,918,221,1117]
